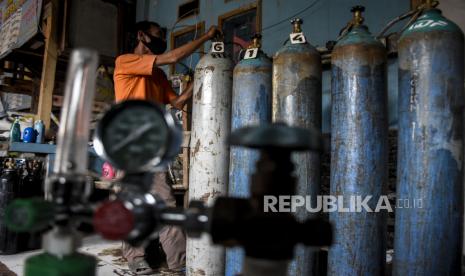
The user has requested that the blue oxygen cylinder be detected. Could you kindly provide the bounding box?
[393,2,464,275]
[226,34,272,276]
[327,6,388,276]
[272,18,322,276]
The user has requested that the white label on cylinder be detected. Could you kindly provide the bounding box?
[244,48,259,59]
[211,42,225,53]
[290,32,306,44]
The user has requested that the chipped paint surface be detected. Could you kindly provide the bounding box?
[272,43,321,276]
[394,24,464,275]
[328,27,388,276]
[226,53,272,276]
[187,53,233,276]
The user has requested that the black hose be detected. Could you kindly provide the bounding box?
[376,9,417,39]
[376,1,439,39]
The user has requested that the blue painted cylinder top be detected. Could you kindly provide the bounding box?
[328,11,388,275]
[393,8,464,276]
[226,49,272,276]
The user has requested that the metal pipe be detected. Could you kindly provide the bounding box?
[53,49,98,175]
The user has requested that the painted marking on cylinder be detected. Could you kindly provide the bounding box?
[409,74,418,112]
[408,19,448,30]
[412,122,416,141]
[195,84,203,101]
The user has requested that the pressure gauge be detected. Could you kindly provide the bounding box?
[94,100,182,172]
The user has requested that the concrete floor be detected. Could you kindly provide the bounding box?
[0,235,137,276]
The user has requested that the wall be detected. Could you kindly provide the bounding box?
[136,0,414,132]
[439,0,465,32]
[442,0,465,60]
[439,0,465,256]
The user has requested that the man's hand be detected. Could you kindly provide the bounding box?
[207,26,222,40]
[155,26,221,66]
[170,81,194,110]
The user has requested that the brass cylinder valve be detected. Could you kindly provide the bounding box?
[291,18,303,33]
[351,5,365,26]
[248,34,262,49]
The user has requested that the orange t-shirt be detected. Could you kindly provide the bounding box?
[113,54,177,104]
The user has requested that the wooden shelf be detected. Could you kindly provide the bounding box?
[8,142,100,157]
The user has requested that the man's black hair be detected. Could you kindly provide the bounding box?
[134,21,161,34]
[128,21,165,52]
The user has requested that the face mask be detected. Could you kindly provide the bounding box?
[142,32,167,55]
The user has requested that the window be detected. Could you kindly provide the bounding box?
[219,1,261,63]
[178,0,200,21]
[170,22,205,75]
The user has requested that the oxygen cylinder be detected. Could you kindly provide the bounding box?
[187,41,233,276]
[393,1,464,275]
[0,159,20,254]
[327,6,388,275]
[272,18,321,276]
[226,34,272,276]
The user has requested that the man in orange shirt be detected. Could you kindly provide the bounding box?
[114,21,219,275]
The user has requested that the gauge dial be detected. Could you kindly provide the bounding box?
[94,100,180,172]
